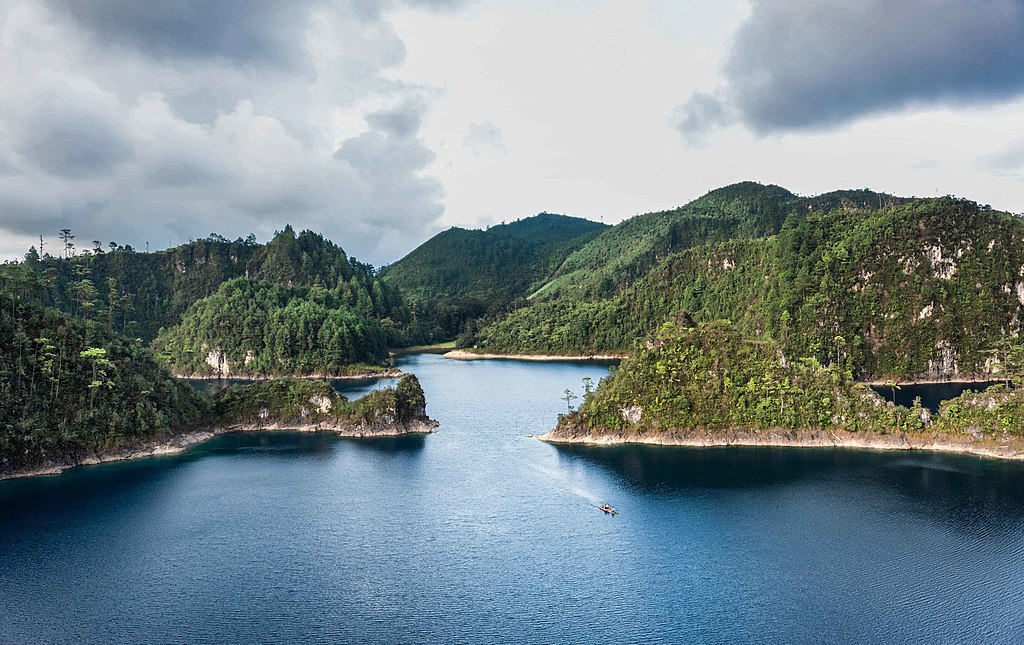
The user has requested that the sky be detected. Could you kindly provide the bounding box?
[1,0,1023,265]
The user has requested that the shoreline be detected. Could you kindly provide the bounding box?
[1,419,436,482]
[442,350,625,362]
[861,377,1001,386]
[173,369,404,381]
[537,428,1024,461]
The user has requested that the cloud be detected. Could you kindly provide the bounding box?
[976,140,1024,179]
[46,0,318,67]
[335,99,444,239]
[670,92,731,146]
[677,0,1024,137]
[5,74,133,179]
[0,0,461,264]
[463,121,505,155]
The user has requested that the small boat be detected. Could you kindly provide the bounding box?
[598,504,618,515]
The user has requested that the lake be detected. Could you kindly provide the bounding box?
[2,354,1024,643]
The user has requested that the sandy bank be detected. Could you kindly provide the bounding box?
[537,427,1024,461]
[442,350,625,362]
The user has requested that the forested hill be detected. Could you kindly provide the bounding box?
[3,225,404,343]
[529,182,908,301]
[153,278,393,377]
[0,292,210,476]
[381,213,607,304]
[473,185,1024,381]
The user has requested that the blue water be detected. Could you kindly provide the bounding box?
[3,354,1024,643]
[870,381,1001,413]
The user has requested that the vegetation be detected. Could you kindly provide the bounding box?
[384,213,606,303]
[212,374,430,431]
[933,386,1024,436]
[152,278,391,376]
[382,213,607,343]
[1,225,418,344]
[476,191,1024,381]
[560,320,923,437]
[0,293,211,475]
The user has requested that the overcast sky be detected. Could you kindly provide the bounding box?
[2,0,1024,265]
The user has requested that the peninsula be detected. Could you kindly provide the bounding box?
[541,321,1024,460]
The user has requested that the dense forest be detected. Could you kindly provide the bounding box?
[382,213,607,342]
[0,291,211,475]
[153,278,391,377]
[556,320,924,438]
[383,213,607,303]
[551,319,1024,446]
[472,187,1024,381]
[2,225,419,344]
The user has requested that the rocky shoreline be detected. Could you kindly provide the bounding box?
[538,426,1024,461]
[443,350,625,362]
[1,418,437,481]
[173,368,404,380]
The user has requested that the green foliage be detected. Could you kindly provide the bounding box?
[1,226,413,344]
[212,374,428,429]
[532,182,800,301]
[567,321,921,435]
[152,278,390,376]
[477,193,1024,380]
[0,294,211,474]
[383,213,607,343]
[933,386,1024,436]
[384,213,607,303]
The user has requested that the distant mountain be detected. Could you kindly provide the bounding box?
[382,213,607,304]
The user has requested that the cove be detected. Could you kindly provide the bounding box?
[2,354,1024,643]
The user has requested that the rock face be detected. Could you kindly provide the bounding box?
[212,375,437,437]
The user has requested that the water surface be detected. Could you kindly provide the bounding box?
[3,354,1024,643]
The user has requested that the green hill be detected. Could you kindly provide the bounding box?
[6,225,409,344]
[0,288,211,475]
[382,212,607,304]
[529,182,800,301]
[152,278,391,377]
[473,188,1023,381]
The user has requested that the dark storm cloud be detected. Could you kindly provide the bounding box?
[676,0,1024,137]
[7,80,133,179]
[46,0,318,67]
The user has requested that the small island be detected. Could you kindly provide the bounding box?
[541,321,1024,460]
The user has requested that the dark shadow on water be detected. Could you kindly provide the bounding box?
[869,381,1001,413]
[555,443,846,491]
[554,443,1024,528]
[338,433,427,454]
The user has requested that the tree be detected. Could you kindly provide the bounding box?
[59,228,75,259]
[562,388,578,413]
[79,347,114,413]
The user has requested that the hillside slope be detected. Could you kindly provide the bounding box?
[382,213,607,304]
[475,188,1023,380]
[0,291,211,476]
